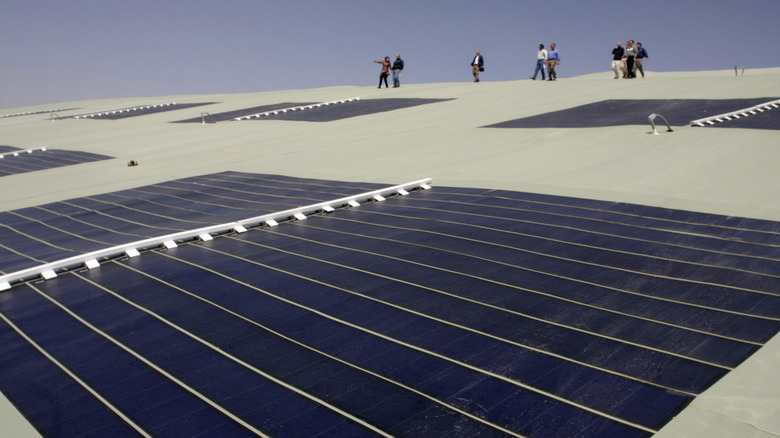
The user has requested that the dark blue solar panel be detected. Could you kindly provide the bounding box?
[0,172,387,273]
[0,149,113,177]
[3,173,780,437]
[172,102,319,123]
[484,98,780,128]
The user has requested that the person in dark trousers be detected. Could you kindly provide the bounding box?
[391,54,404,87]
[373,57,391,88]
[623,40,636,78]
[470,50,484,82]
[611,42,624,79]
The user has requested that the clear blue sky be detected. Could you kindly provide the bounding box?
[2,0,778,109]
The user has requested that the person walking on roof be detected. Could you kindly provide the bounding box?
[373,57,391,88]
[635,43,649,78]
[623,40,637,78]
[611,42,624,79]
[546,43,560,81]
[531,44,547,80]
[471,50,484,82]
[392,54,404,87]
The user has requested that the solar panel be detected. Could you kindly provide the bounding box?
[2,174,779,437]
[172,102,320,123]
[485,98,780,128]
[0,149,113,177]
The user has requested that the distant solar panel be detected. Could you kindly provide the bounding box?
[2,174,779,437]
[172,102,320,123]
[485,98,780,129]
[252,98,453,122]
[71,103,215,120]
[0,148,113,178]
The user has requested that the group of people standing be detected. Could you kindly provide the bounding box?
[530,44,561,81]
[372,55,405,88]
[611,41,648,79]
[373,40,645,87]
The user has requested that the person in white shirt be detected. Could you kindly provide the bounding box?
[470,50,484,82]
[531,44,548,80]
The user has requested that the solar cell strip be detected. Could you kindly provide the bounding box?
[281,220,761,366]
[101,191,258,222]
[16,284,273,437]
[0,301,153,437]
[0,240,47,275]
[19,205,152,242]
[137,183,309,212]
[395,196,780,272]
[319,210,780,343]
[164,242,687,431]
[34,274,383,438]
[428,188,780,240]
[0,317,145,437]
[416,193,780,265]
[341,206,780,321]
[213,230,726,395]
[114,249,652,436]
[186,174,377,202]
[0,150,112,177]
[80,261,513,437]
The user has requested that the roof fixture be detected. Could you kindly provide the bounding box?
[648,113,673,135]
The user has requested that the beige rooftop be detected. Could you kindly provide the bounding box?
[1,68,779,437]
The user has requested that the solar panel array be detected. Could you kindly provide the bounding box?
[0,147,113,177]
[174,99,453,124]
[2,172,780,437]
[484,98,780,129]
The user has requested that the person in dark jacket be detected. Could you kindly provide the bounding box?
[392,55,404,87]
[612,42,624,79]
[635,43,649,78]
[470,50,484,82]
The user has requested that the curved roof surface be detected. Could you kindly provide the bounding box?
[1,68,779,437]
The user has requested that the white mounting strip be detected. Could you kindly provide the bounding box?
[199,233,213,241]
[373,195,386,202]
[163,241,178,249]
[322,206,335,212]
[421,184,432,190]
[73,103,179,119]
[232,97,361,121]
[0,178,432,289]
[41,270,57,280]
[0,282,10,292]
[348,200,360,207]
[0,109,65,118]
[0,147,48,158]
[690,99,780,127]
[397,189,409,196]
[84,259,100,270]
[294,213,307,220]
[233,225,248,233]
